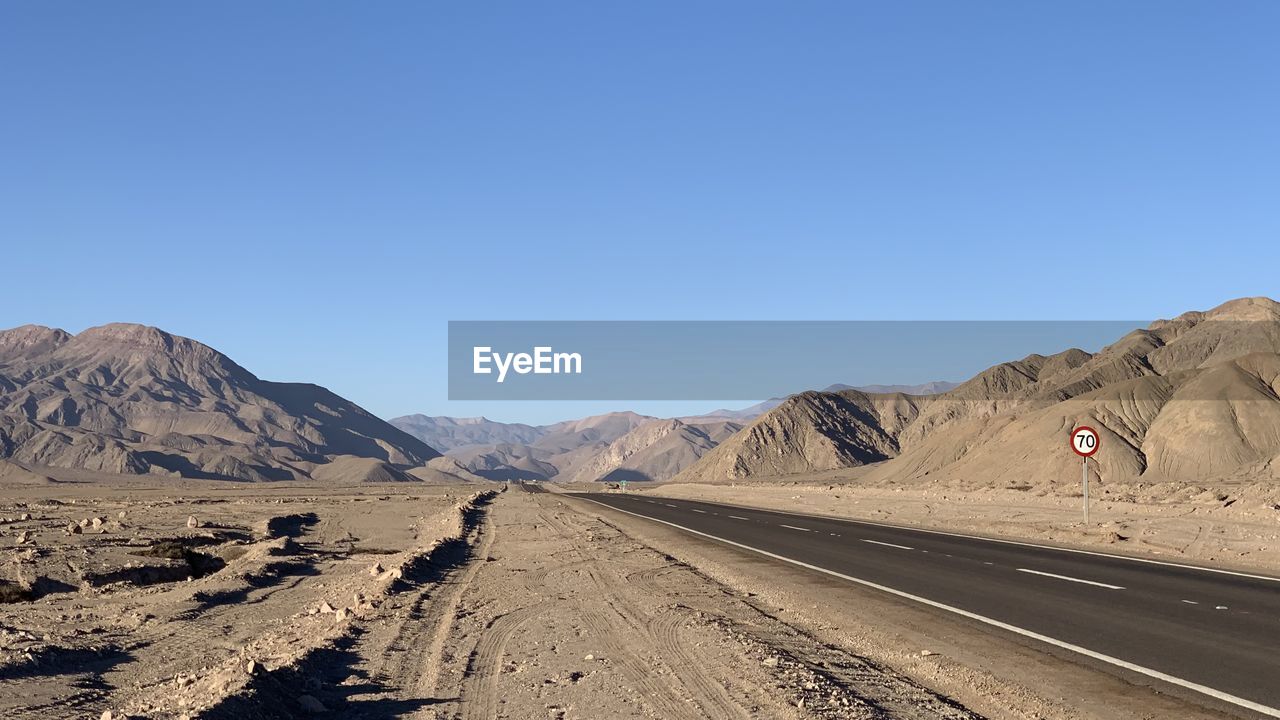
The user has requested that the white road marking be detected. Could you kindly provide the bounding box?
[654,497,1280,584]
[664,504,678,508]
[577,497,1280,719]
[1182,600,1199,605]
[690,509,707,514]
[983,562,994,566]
[1216,606,1229,610]
[1015,568,1124,590]
[780,524,811,532]
[861,539,914,550]
[728,515,749,520]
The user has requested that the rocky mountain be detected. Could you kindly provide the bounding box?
[447,443,563,481]
[676,297,1280,488]
[393,410,745,483]
[530,411,655,453]
[388,414,543,452]
[0,323,441,482]
[564,418,744,483]
[691,382,957,422]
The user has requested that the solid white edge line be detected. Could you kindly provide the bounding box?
[1016,568,1125,590]
[577,497,1280,719]
[779,524,811,532]
[634,496,1280,584]
[861,539,915,550]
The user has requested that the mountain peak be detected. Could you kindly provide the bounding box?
[77,323,182,351]
[0,324,71,356]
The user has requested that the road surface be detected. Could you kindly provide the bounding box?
[573,491,1280,718]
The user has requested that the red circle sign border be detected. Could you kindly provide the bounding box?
[1070,425,1100,457]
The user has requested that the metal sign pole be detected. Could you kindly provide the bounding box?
[1082,456,1089,525]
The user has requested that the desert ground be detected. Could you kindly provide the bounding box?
[1,473,1259,720]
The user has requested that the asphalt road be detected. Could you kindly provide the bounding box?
[573,491,1280,718]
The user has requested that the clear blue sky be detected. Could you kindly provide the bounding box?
[3,2,1277,425]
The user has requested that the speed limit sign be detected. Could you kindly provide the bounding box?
[1071,426,1100,457]
[1070,425,1099,525]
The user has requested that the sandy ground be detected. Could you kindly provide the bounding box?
[400,487,978,720]
[1,477,1257,719]
[633,473,1280,575]
[0,479,480,718]
[0,479,982,719]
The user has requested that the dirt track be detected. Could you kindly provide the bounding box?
[2,482,984,719]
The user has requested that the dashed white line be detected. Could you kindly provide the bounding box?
[861,539,914,550]
[1182,600,1199,605]
[728,515,749,520]
[576,497,1280,719]
[1016,568,1124,590]
[664,504,678,508]
[700,500,1280,584]
[690,509,707,514]
[780,524,812,532]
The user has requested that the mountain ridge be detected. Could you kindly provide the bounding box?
[675,297,1280,487]
[0,322,441,482]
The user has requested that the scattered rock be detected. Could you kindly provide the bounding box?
[583,654,594,661]
[297,694,327,713]
[920,650,936,657]
[245,660,257,675]
[19,513,31,521]
[762,656,780,667]
[318,601,335,614]
[369,562,383,576]
[335,607,349,622]
[15,530,30,545]
[67,523,82,535]
[187,515,200,529]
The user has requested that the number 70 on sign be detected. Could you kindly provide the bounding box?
[1071,426,1100,457]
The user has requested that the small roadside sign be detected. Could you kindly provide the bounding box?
[1070,425,1100,524]
[1071,426,1100,457]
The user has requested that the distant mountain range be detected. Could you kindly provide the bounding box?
[390,411,735,483]
[389,384,953,483]
[0,323,471,483]
[15,297,1280,493]
[676,297,1280,488]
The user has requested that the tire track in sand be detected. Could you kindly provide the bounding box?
[459,603,553,720]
